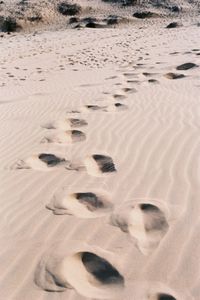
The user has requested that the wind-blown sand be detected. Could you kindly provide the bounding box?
[0,3,200,300]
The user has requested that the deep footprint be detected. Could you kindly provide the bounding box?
[82,252,124,285]
[111,201,169,255]
[35,250,124,298]
[46,191,113,218]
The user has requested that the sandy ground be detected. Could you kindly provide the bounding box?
[0,14,200,300]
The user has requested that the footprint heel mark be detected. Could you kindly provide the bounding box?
[111,200,169,255]
[84,154,117,177]
[46,191,113,218]
[35,250,124,298]
[34,255,72,292]
[41,130,86,144]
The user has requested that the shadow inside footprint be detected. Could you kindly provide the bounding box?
[86,105,106,111]
[35,250,124,298]
[76,192,104,211]
[82,252,124,285]
[149,293,176,300]
[38,153,65,167]
[158,294,176,300]
[93,154,117,173]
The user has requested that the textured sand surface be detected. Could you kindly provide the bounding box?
[0,12,200,300]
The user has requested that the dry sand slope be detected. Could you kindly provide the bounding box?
[0,17,200,300]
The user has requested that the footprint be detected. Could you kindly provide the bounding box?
[176,62,198,70]
[84,105,107,111]
[123,72,138,78]
[148,79,159,84]
[35,249,124,298]
[82,103,127,113]
[14,153,69,170]
[41,130,86,144]
[164,73,185,79]
[122,87,137,94]
[113,94,127,100]
[84,154,117,177]
[42,118,88,130]
[111,200,169,255]
[46,190,113,218]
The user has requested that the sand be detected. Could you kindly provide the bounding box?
[0,4,200,300]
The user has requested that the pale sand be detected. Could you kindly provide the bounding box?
[0,14,200,300]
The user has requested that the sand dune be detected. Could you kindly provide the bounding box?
[0,3,200,300]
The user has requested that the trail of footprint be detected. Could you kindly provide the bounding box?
[35,247,124,299]
[14,153,117,176]
[41,130,86,144]
[46,190,113,218]
[111,200,170,255]
[79,103,128,113]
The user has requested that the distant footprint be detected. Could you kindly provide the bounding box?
[81,103,128,113]
[41,130,86,144]
[35,249,124,298]
[176,62,198,70]
[122,87,137,94]
[111,200,169,255]
[123,72,138,79]
[46,190,113,218]
[43,118,88,130]
[164,73,185,79]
